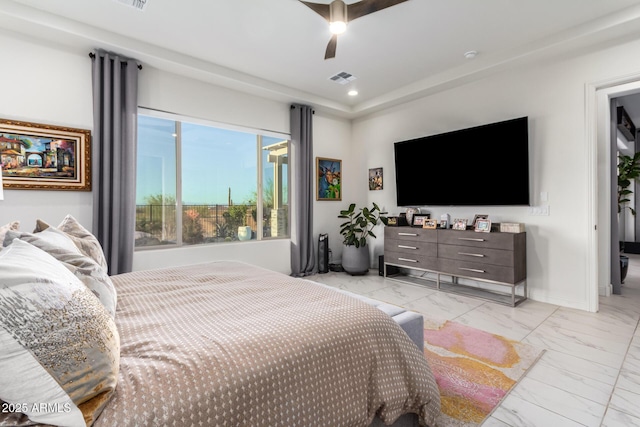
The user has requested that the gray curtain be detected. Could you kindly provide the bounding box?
[290,104,316,276]
[611,99,622,294]
[91,49,139,275]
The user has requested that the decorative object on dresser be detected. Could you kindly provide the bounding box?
[474,218,491,233]
[405,207,417,225]
[452,218,468,230]
[471,214,488,228]
[383,226,527,306]
[411,213,430,227]
[338,202,388,275]
[422,219,438,229]
[386,215,408,227]
[500,222,525,233]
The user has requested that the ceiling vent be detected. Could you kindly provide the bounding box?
[112,0,148,11]
[329,71,356,85]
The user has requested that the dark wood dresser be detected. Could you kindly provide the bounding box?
[383,226,527,306]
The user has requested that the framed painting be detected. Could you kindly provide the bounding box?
[0,118,91,191]
[317,157,342,201]
[369,167,383,190]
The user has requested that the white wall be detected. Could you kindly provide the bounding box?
[0,34,93,229]
[312,113,354,265]
[0,32,293,274]
[355,37,640,310]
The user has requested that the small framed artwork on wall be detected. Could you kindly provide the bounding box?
[369,167,383,190]
[316,157,342,201]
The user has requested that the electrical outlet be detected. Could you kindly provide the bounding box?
[529,205,550,216]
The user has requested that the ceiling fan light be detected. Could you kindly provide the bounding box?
[329,21,347,34]
[329,0,348,34]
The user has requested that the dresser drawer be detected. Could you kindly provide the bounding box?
[386,238,437,257]
[385,227,437,243]
[438,258,523,284]
[437,229,521,250]
[384,250,438,270]
[438,244,514,267]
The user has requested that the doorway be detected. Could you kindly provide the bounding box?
[590,74,640,311]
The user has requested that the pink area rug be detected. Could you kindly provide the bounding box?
[423,318,544,426]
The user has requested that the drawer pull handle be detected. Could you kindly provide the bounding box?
[398,245,418,250]
[398,233,418,236]
[398,257,418,263]
[459,267,486,273]
[458,252,485,257]
[458,237,485,242]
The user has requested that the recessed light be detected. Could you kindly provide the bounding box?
[348,90,358,96]
[464,51,478,59]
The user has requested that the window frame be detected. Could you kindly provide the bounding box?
[135,107,290,250]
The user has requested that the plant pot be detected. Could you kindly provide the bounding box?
[342,244,370,275]
[621,255,629,284]
[237,226,252,241]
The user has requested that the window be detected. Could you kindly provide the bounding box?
[135,109,289,248]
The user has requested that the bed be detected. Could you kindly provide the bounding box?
[0,216,441,427]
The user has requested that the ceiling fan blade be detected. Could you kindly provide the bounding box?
[299,0,331,21]
[325,34,338,60]
[347,0,408,21]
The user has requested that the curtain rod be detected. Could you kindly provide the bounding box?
[89,52,143,70]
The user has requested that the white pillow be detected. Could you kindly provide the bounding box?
[0,239,120,426]
[4,228,117,318]
[0,221,19,245]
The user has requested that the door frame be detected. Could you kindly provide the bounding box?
[587,72,640,311]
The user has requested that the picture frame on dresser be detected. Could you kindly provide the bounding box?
[422,219,438,229]
[452,218,468,230]
[472,214,488,228]
[475,219,491,232]
[412,213,430,227]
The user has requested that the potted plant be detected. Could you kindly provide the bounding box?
[617,152,640,281]
[338,202,388,275]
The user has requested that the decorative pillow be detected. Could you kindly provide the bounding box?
[0,239,120,427]
[4,228,117,318]
[0,221,19,245]
[34,215,108,273]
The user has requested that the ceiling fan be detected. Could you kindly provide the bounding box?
[300,0,409,60]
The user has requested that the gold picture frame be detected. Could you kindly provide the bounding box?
[422,219,438,229]
[0,118,91,191]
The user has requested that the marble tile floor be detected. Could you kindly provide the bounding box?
[306,263,640,427]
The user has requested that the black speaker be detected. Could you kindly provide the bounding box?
[318,234,329,274]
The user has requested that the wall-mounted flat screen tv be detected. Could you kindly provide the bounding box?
[394,117,530,206]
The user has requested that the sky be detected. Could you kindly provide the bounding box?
[136,115,285,206]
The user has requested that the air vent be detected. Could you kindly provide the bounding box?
[113,0,148,11]
[329,71,356,85]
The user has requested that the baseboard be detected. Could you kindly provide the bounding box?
[599,283,612,297]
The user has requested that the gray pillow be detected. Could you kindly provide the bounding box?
[34,215,109,273]
[4,228,117,318]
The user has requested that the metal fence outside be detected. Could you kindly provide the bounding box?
[135,204,259,246]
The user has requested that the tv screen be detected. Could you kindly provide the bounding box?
[394,117,530,206]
